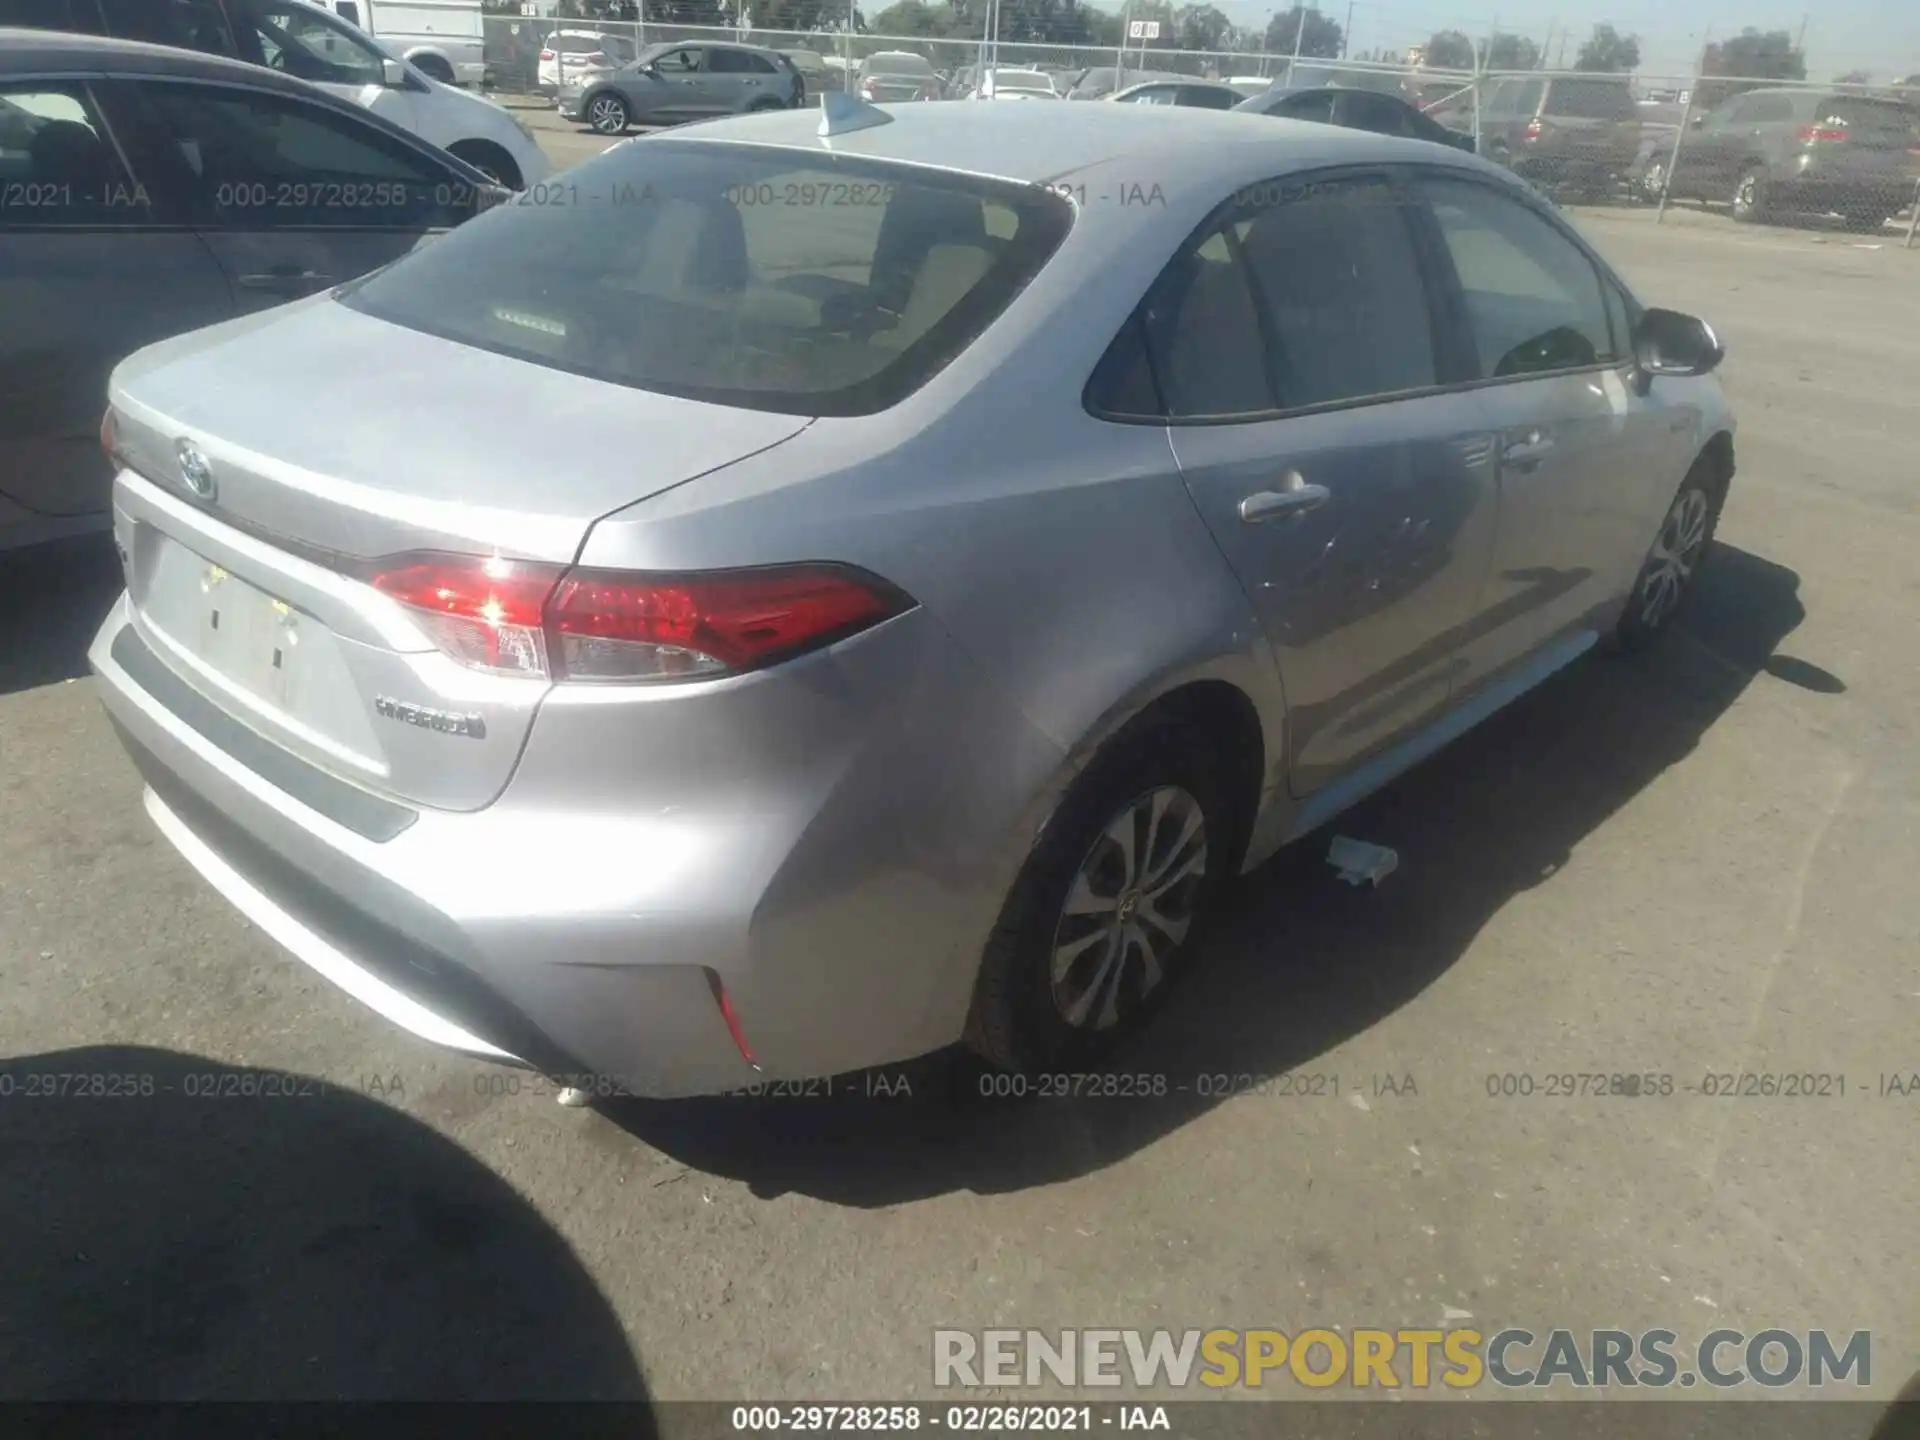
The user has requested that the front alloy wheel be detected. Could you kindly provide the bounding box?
[1049,787,1208,1032]
[1638,487,1711,629]
[587,93,629,135]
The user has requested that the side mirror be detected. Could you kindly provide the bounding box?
[381,57,408,87]
[1632,307,1724,386]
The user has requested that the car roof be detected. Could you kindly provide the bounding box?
[0,25,321,90]
[670,98,1483,191]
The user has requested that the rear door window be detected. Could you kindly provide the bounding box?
[337,140,1073,417]
[0,0,86,28]
[95,0,236,51]
[132,80,468,229]
[1543,79,1637,119]
[1741,93,1796,124]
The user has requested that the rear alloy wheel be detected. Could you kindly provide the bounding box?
[1640,158,1668,204]
[966,717,1233,1073]
[587,92,630,135]
[1612,466,1721,650]
[1731,166,1769,223]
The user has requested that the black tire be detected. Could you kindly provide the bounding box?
[1609,457,1725,652]
[446,141,521,190]
[411,53,455,84]
[1731,164,1770,224]
[965,712,1239,1073]
[585,91,630,135]
[747,97,786,112]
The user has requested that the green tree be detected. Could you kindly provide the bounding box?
[1264,5,1342,58]
[1175,2,1230,52]
[1574,23,1640,73]
[1422,29,1475,69]
[868,0,947,32]
[1697,28,1805,107]
[1484,31,1540,70]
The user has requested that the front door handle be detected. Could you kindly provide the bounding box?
[1240,475,1331,524]
[238,267,334,295]
[1501,430,1555,470]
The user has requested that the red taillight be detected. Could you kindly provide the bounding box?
[100,408,120,464]
[539,48,555,59]
[1797,125,1848,142]
[583,51,606,65]
[1523,118,1543,141]
[365,555,910,683]
[546,563,908,681]
[369,555,563,677]
[706,970,758,1067]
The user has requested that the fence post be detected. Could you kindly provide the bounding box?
[1906,178,1919,250]
[1656,34,1711,225]
[1470,40,1484,156]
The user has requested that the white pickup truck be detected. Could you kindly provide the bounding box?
[310,0,484,88]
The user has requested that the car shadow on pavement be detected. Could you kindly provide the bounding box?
[0,533,124,697]
[603,542,1824,1206]
[0,1045,649,1406]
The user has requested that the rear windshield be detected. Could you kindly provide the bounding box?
[1817,98,1916,139]
[338,142,1072,418]
[1544,78,1638,119]
[864,54,932,76]
[558,35,611,54]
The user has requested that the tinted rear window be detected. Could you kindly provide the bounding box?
[338,142,1072,418]
[1544,79,1638,119]
[865,54,931,76]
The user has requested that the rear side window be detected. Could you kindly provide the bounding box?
[710,49,775,75]
[1543,79,1637,119]
[338,142,1073,417]
[1742,93,1796,123]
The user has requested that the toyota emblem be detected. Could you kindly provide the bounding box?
[176,439,215,502]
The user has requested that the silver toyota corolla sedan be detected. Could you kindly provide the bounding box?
[89,99,1735,1098]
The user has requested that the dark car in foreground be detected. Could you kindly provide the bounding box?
[560,40,802,135]
[1645,87,1918,227]
[0,29,499,551]
[1236,84,1476,151]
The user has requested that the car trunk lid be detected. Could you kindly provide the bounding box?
[106,298,808,812]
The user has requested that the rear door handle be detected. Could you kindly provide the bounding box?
[1240,475,1331,524]
[237,267,334,295]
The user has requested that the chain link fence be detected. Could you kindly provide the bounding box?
[482,17,1920,243]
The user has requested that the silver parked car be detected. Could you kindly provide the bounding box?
[90,103,1735,1097]
[558,39,801,134]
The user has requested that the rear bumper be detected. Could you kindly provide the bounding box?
[89,589,1061,1096]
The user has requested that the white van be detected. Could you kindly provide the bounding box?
[310,0,483,88]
